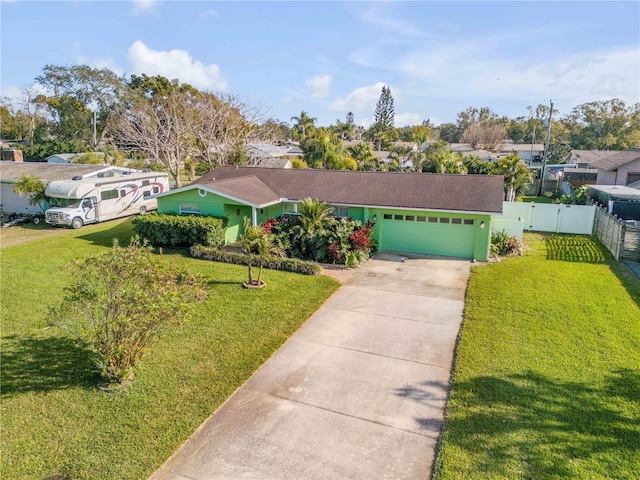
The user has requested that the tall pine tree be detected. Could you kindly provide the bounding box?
[369,86,398,150]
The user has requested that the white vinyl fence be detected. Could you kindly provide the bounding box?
[492,202,596,239]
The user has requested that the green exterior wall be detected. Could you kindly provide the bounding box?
[158,191,491,260]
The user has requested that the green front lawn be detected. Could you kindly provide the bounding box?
[434,233,640,479]
[0,219,339,479]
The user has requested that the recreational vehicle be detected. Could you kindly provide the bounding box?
[45,171,169,228]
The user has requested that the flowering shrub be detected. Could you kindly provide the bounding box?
[264,211,375,266]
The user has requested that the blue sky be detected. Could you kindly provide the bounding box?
[1,1,639,127]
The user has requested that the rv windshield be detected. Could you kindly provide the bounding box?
[48,198,81,208]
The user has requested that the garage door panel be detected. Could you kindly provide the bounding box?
[380,214,475,258]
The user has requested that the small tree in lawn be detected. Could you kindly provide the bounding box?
[239,217,283,288]
[51,238,208,387]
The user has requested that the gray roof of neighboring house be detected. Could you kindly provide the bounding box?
[0,162,120,183]
[589,184,640,201]
[187,166,504,214]
[499,144,545,152]
[568,149,640,170]
[461,149,499,161]
[253,158,292,169]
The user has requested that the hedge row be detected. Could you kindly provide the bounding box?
[190,245,323,275]
[132,214,227,247]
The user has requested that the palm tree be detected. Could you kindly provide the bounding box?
[12,173,47,213]
[347,142,377,171]
[493,154,532,201]
[298,198,333,233]
[239,217,283,287]
[290,111,317,141]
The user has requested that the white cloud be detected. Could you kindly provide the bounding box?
[305,74,332,98]
[127,40,227,91]
[329,82,388,113]
[395,112,422,127]
[131,0,158,15]
[76,55,124,75]
[199,8,219,19]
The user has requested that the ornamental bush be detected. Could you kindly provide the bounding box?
[132,213,227,247]
[267,212,375,266]
[490,231,521,257]
[190,245,322,275]
[51,238,208,386]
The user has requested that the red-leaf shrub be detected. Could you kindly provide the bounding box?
[349,228,371,252]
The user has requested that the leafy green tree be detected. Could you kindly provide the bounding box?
[348,142,378,171]
[52,239,208,386]
[36,64,126,145]
[463,155,493,175]
[12,173,47,213]
[417,140,467,174]
[290,111,317,141]
[303,128,344,169]
[493,154,531,201]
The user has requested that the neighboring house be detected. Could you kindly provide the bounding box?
[588,184,640,221]
[0,162,136,214]
[155,166,504,261]
[568,148,640,185]
[247,144,303,168]
[460,149,500,162]
[497,143,545,162]
[46,153,81,164]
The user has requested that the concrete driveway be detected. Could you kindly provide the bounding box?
[151,253,471,480]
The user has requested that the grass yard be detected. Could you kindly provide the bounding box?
[0,219,339,479]
[434,233,640,479]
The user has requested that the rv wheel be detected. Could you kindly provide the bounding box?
[71,217,83,229]
[32,217,41,225]
[139,206,147,215]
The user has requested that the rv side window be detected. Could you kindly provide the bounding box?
[143,190,151,197]
[142,180,150,186]
[120,190,127,197]
[152,186,159,194]
[101,190,118,200]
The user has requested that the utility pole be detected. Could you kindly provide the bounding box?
[538,100,553,196]
[92,111,97,148]
[529,124,536,167]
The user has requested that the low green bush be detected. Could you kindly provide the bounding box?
[190,245,322,275]
[490,231,521,257]
[132,214,227,247]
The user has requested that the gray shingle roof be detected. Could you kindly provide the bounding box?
[194,167,504,214]
[0,162,111,183]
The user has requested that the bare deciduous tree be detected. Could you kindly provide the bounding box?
[461,122,505,151]
[113,91,199,187]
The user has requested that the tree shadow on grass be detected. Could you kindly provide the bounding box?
[437,369,640,478]
[1,334,100,398]
[75,219,136,248]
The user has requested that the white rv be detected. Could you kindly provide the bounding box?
[45,171,170,228]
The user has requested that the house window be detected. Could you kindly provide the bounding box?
[179,203,200,215]
[283,203,299,216]
[100,190,118,201]
[142,180,150,186]
[464,219,474,226]
[417,216,426,222]
[452,218,462,224]
[334,206,349,218]
[394,215,403,220]
[405,215,415,221]
[440,218,450,223]
[428,217,437,223]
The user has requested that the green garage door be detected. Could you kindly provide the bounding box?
[379,213,476,258]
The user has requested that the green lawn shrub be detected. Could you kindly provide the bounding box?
[190,244,322,275]
[490,231,521,257]
[132,213,227,247]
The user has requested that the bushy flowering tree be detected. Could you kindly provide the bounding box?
[52,238,208,386]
